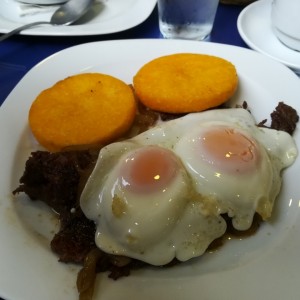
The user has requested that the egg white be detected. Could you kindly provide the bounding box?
[80,108,297,265]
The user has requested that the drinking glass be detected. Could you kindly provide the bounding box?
[157,0,219,40]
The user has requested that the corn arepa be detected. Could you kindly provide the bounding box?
[29,73,136,152]
[133,53,238,113]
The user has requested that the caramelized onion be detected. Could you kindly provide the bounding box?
[77,248,102,300]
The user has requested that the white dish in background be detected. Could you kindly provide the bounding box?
[237,0,300,74]
[271,0,300,51]
[1,39,300,300]
[15,0,66,4]
[0,0,157,36]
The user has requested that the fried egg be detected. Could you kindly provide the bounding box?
[80,108,297,265]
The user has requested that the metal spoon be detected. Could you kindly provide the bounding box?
[0,0,94,42]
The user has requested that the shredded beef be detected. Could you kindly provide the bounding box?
[13,150,99,264]
[270,102,299,135]
[51,213,96,264]
[258,102,299,135]
[13,150,98,215]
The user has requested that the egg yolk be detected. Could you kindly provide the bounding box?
[200,127,261,173]
[120,146,179,194]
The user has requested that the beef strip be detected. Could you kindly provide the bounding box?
[51,212,96,264]
[258,101,299,135]
[13,150,99,264]
[13,150,98,215]
[270,101,299,135]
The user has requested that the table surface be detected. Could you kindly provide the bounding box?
[0,3,248,107]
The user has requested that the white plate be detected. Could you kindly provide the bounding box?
[1,39,300,300]
[0,0,157,36]
[237,0,300,74]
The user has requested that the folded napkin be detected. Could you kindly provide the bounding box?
[15,0,105,17]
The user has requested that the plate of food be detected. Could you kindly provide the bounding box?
[0,0,157,36]
[0,39,299,300]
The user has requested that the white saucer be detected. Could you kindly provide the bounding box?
[237,0,300,74]
[16,0,66,4]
